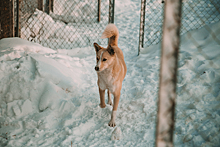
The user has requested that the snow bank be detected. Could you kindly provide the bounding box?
[0,37,55,61]
[0,38,95,146]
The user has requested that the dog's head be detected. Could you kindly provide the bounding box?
[93,43,115,72]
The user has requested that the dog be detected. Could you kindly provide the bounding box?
[93,24,127,127]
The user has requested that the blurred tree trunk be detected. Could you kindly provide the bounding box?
[156,0,182,147]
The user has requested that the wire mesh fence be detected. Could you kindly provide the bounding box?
[143,0,164,48]
[139,0,220,50]
[17,0,110,49]
[176,0,220,107]
[174,21,220,146]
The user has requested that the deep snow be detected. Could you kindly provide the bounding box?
[0,0,220,147]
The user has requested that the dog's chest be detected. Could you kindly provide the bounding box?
[97,70,116,91]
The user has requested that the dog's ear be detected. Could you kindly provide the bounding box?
[94,43,101,52]
[107,45,115,56]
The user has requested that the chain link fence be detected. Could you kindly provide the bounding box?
[139,0,220,50]
[17,0,110,49]
[176,22,220,146]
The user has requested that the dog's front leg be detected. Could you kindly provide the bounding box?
[109,111,117,127]
[107,89,113,106]
[108,92,120,127]
[99,87,106,108]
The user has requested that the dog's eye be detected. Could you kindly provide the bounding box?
[97,57,99,61]
[103,58,107,61]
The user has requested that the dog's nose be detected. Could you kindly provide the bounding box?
[95,66,99,71]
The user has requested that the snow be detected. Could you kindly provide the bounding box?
[111,127,122,140]
[0,0,220,147]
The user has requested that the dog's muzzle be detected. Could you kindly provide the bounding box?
[95,66,99,71]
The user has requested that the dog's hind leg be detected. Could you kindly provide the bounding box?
[107,89,113,106]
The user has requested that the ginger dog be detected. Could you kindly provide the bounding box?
[93,24,127,127]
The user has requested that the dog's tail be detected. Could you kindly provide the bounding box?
[101,23,119,46]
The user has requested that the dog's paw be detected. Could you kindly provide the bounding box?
[108,120,116,127]
[99,103,106,108]
[107,101,113,106]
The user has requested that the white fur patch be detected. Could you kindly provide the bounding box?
[96,51,104,68]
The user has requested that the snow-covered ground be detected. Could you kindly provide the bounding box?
[1,0,220,147]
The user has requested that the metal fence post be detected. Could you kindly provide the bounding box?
[108,0,115,45]
[51,0,54,12]
[98,0,101,22]
[109,0,115,23]
[15,0,20,37]
[155,0,182,147]
[45,0,49,14]
[138,0,146,55]
[45,0,52,14]
[0,0,15,39]
[38,0,43,11]
[111,0,115,23]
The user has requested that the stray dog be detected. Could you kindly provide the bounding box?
[93,24,127,127]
